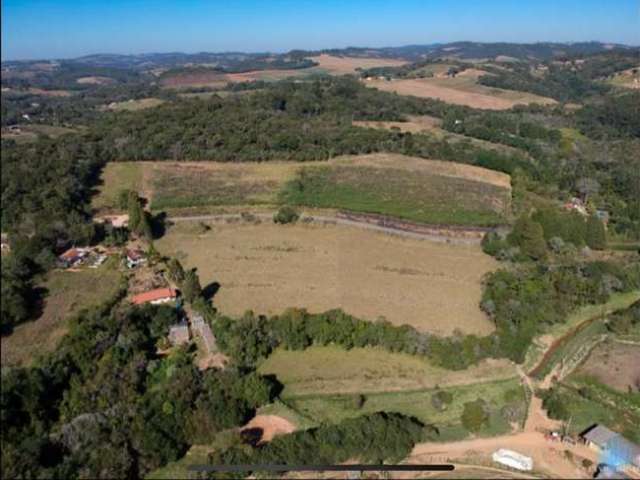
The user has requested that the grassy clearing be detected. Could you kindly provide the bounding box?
[1,124,79,143]
[281,163,509,226]
[96,155,511,226]
[92,162,144,212]
[156,221,497,335]
[258,345,517,397]
[0,259,123,367]
[149,161,301,211]
[281,377,524,438]
[106,98,165,111]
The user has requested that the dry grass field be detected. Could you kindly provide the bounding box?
[365,75,556,110]
[95,155,511,225]
[105,97,165,111]
[0,261,122,367]
[76,75,115,85]
[573,340,640,392]
[259,345,516,396]
[148,161,303,210]
[307,54,407,74]
[156,221,498,335]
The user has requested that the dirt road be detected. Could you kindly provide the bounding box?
[167,211,487,245]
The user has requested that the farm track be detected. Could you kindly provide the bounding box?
[167,210,499,245]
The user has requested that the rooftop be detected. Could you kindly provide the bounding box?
[582,425,621,447]
[131,288,176,305]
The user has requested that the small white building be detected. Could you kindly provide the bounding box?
[492,449,533,472]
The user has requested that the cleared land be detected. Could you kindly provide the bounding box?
[105,98,165,111]
[1,124,79,143]
[0,260,122,367]
[573,340,640,392]
[283,154,511,226]
[92,161,144,212]
[308,54,407,74]
[259,345,517,397]
[148,161,302,210]
[352,118,526,155]
[76,75,115,85]
[365,75,556,110]
[99,155,511,226]
[279,377,524,437]
[156,221,498,335]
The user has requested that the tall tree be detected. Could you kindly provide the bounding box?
[182,269,202,303]
[508,215,547,260]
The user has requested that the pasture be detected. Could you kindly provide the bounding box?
[148,161,301,211]
[92,161,144,212]
[282,154,511,226]
[99,155,511,226]
[0,260,122,367]
[364,74,556,110]
[155,221,498,335]
[105,97,165,111]
[573,340,640,393]
[276,376,525,436]
[258,345,517,397]
[308,54,408,74]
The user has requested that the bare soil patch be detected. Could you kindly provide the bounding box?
[156,222,497,335]
[241,415,295,443]
[76,76,115,85]
[574,340,640,392]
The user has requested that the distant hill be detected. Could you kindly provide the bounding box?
[3,41,637,70]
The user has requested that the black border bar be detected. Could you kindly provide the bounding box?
[188,464,454,472]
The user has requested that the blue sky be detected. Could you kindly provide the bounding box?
[2,0,639,60]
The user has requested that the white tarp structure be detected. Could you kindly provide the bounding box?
[492,448,534,471]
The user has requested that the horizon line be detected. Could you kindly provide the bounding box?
[2,39,639,63]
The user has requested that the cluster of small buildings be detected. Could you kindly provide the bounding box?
[57,246,108,269]
[564,197,589,216]
[563,197,610,226]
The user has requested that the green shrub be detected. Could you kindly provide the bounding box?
[273,206,300,224]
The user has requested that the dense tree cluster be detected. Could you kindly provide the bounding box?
[210,412,426,472]
[481,260,640,362]
[1,298,277,478]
